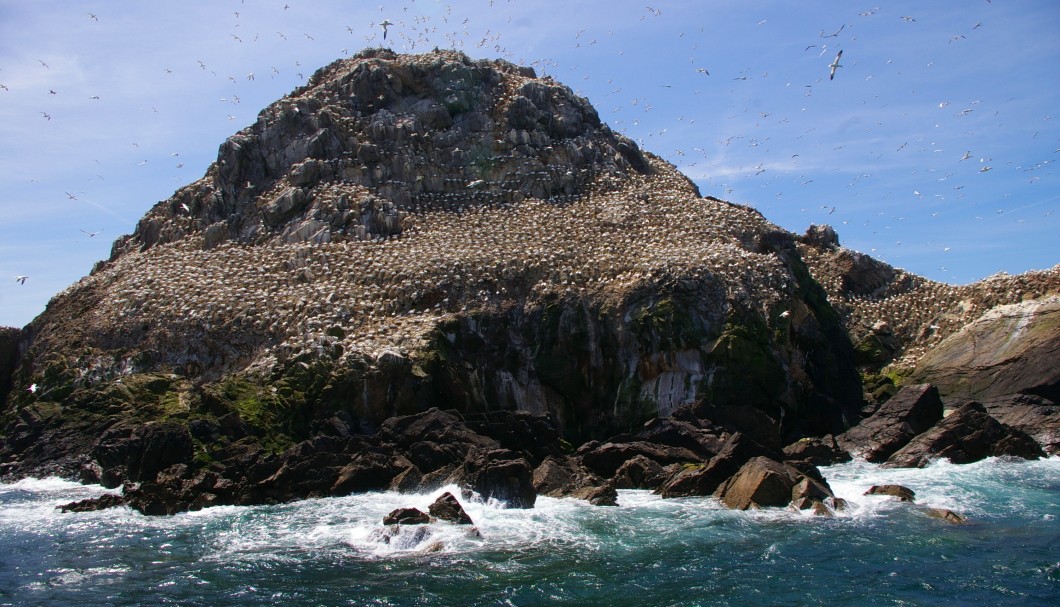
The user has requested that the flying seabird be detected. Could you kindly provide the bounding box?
[380,19,393,39]
[80,229,103,237]
[16,275,28,284]
[829,50,843,80]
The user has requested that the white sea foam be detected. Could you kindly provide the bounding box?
[4,457,1057,567]
[822,455,1060,520]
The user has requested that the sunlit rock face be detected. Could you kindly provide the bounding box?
[3,49,868,481]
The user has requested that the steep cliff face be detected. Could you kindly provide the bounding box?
[1,49,863,481]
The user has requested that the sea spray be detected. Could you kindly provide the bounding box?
[1,458,1057,606]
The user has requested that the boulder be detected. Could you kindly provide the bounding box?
[633,416,726,459]
[984,395,1059,455]
[836,384,943,462]
[864,484,915,502]
[883,401,1045,468]
[713,456,831,510]
[460,448,536,508]
[579,440,703,479]
[782,435,852,466]
[428,491,474,525]
[532,455,616,505]
[611,455,669,490]
[657,432,776,498]
[383,507,430,525]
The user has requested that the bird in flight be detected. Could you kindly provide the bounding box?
[80,229,103,237]
[380,19,393,39]
[829,50,843,80]
[16,275,28,284]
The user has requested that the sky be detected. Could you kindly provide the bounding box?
[1,1,1058,328]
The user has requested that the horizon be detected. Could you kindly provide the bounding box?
[1,1,1058,328]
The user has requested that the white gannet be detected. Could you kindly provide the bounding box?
[16,275,28,284]
[829,50,843,80]
[380,19,393,40]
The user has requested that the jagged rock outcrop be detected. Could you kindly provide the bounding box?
[782,435,851,467]
[836,384,943,462]
[883,401,1045,468]
[713,456,834,511]
[428,491,474,525]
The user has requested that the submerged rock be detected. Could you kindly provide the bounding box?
[58,493,125,513]
[924,507,967,525]
[864,484,915,502]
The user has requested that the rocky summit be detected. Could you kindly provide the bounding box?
[0,50,1057,515]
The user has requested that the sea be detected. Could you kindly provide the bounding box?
[1,457,1057,607]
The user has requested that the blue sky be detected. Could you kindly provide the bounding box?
[1,1,1057,328]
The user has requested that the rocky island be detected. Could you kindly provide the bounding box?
[1,49,1056,516]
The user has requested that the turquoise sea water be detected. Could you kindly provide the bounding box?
[1,457,1057,606]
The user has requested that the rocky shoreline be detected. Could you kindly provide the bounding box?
[44,382,1042,517]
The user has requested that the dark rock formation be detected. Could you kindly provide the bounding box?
[0,327,20,410]
[59,493,125,513]
[460,448,536,508]
[611,455,670,490]
[384,507,430,525]
[836,384,943,462]
[532,455,616,505]
[864,484,915,502]
[656,432,777,498]
[883,402,1045,468]
[782,435,852,467]
[713,456,833,510]
[428,491,473,525]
